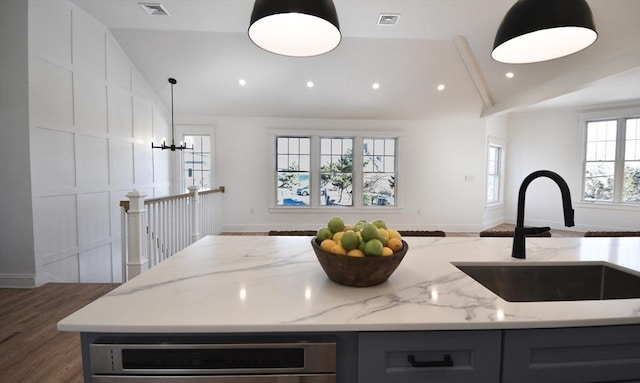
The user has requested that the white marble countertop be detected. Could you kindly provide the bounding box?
[58,236,640,333]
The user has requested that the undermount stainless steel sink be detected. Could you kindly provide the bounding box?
[455,262,640,302]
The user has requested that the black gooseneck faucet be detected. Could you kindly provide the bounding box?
[512,170,575,259]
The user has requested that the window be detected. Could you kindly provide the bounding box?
[274,135,398,208]
[362,138,396,206]
[320,138,353,206]
[276,137,311,206]
[486,144,503,205]
[182,135,211,191]
[583,117,640,204]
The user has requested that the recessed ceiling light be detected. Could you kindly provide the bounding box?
[238,79,247,86]
[306,81,314,88]
[506,72,515,78]
[372,83,380,90]
[437,84,445,91]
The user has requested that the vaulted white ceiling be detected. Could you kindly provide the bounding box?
[70,0,640,120]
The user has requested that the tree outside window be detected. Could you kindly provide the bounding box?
[624,118,640,202]
[273,135,398,208]
[362,138,396,206]
[320,138,353,206]
[276,137,311,206]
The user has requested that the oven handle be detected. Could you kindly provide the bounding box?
[92,374,336,382]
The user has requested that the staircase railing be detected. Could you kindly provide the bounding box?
[120,186,225,281]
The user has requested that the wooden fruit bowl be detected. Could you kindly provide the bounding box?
[311,237,408,287]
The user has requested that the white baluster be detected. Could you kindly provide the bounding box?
[188,185,201,243]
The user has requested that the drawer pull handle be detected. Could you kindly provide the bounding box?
[407,354,454,368]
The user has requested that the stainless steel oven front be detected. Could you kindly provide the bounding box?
[89,338,336,382]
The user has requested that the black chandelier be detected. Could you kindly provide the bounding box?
[151,78,193,151]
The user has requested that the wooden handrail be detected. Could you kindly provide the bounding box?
[200,186,225,196]
[120,186,225,212]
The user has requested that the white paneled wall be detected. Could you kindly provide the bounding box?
[28,0,170,285]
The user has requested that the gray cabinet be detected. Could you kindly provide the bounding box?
[502,325,640,383]
[356,325,640,383]
[358,330,502,383]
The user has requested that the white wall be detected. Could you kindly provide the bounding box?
[179,115,489,233]
[0,0,36,288]
[10,0,172,287]
[505,107,640,231]
[483,115,508,228]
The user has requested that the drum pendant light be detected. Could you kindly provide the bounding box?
[248,0,341,57]
[492,0,597,64]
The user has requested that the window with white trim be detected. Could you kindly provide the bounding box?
[583,117,640,204]
[486,144,503,205]
[320,137,354,206]
[274,135,398,207]
[362,138,396,206]
[276,136,311,206]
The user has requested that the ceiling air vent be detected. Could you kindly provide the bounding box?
[139,3,170,16]
[378,13,400,26]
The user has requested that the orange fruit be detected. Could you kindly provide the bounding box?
[347,249,365,257]
[331,244,348,255]
[387,237,403,253]
[320,239,337,252]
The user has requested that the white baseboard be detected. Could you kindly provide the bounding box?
[0,273,36,288]
[482,217,505,230]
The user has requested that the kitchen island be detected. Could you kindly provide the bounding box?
[58,236,640,383]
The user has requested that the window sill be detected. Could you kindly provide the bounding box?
[269,206,403,214]
[575,201,640,212]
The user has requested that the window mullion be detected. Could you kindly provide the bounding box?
[613,118,626,202]
[352,137,363,208]
[310,136,321,208]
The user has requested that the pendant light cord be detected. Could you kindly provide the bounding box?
[170,78,175,146]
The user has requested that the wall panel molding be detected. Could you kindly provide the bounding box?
[25,0,170,285]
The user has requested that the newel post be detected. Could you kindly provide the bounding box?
[188,185,201,243]
[126,190,148,279]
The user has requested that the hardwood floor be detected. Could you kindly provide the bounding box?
[0,283,119,383]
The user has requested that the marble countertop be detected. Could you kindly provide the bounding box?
[58,236,640,333]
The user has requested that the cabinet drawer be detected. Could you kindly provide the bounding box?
[502,325,640,383]
[358,330,501,383]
